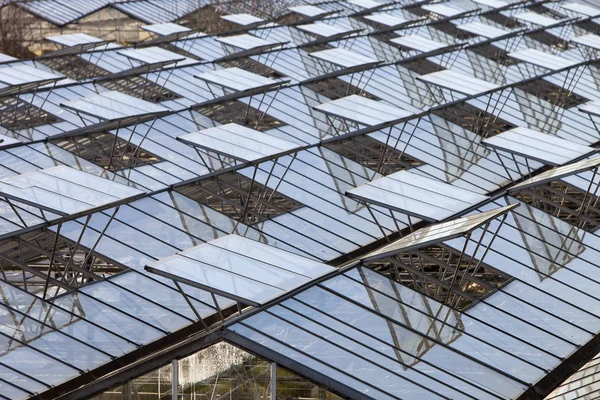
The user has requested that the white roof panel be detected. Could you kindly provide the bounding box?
[117,46,188,65]
[457,21,511,38]
[0,53,16,63]
[508,48,577,70]
[422,3,471,17]
[347,170,488,221]
[347,0,388,9]
[0,166,143,215]
[45,33,103,47]
[195,67,281,92]
[364,13,408,27]
[146,235,333,305]
[178,123,298,162]
[363,204,518,261]
[472,0,508,8]
[142,22,191,36]
[221,14,265,26]
[60,91,168,121]
[0,65,63,86]
[288,5,331,17]
[483,126,593,165]
[572,33,600,50]
[314,95,413,126]
[418,69,500,95]
[390,35,448,52]
[309,48,378,68]
[514,12,564,27]
[561,2,600,17]
[510,157,600,191]
[0,135,22,149]
[297,22,353,38]
[580,100,600,117]
[216,34,281,50]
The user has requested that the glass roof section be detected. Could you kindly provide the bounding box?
[347,170,489,221]
[194,67,284,92]
[508,48,577,70]
[417,69,500,96]
[309,48,379,68]
[60,90,168,121]
[145,234,334,306]
[482,126,593,165]
[510,157,600,191]
[141,22,192,36]
[362,204,519,260]
[314,94,413,126]
[177,123,299,162]
[0,165,144,215]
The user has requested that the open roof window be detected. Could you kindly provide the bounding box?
[195,100,285,132]
[324,135,423,176]
[51,131,162,171]
[39,55,110,81]
[527,4,567,19]
[101,75,182,103]
[303,78,379,101]
[174,171,304,225]
[178,5,230,34]
[400,58,445,75]
[433,102,516,138]
[469,43,520,66]
[219,57,285,79]
[483,12,523,28]
[431,21,477,40]
[525,31,569,51]
[513,179,600,232]
[0,228,125,298]
[366,243,511,309]
[575,20,600,34]
[0,97,62,131]
[516,78,589,109]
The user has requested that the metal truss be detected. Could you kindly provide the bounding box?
[52,130,162,171]
[514,179,600,232]
[175,170,303,226]
[363,213,512,310]
[0,213,124,299]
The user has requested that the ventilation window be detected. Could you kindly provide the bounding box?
[483,13,523,29]
[275,11,307,25]
[51,131,162,171]
[160,43,198,61]
[0,97,62,130]
[101,75,182,103]
[324,135,423,175]
[178,5,229,34]
[0,229,125,298]
[432,102,516,138]
[219,57,285,79]
[175,171,304,224]
[513,179,600,232]
[303,78,380,101]
[432,22,477,39]
[404,5,430,17]
[516,78,589,108]
[39,55,109,81]
[195,100,285,131]
[400,58,444,75]
[527,4,567,19]
[575,20,600,34]
[367,244,511,309]
[302,42,335,53]
[526,31,568,51]
[469,43,520,66]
